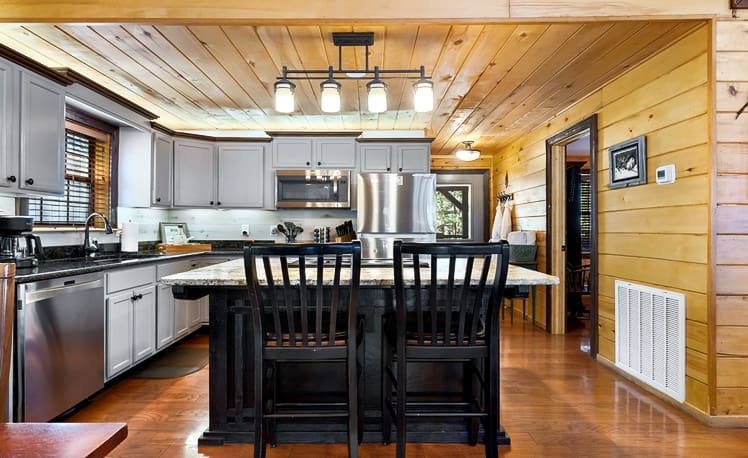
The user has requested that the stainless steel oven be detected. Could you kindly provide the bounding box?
[275,169,350,208]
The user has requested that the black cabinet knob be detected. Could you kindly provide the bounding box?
[317,161,321,166]
[210,200,214,205]
[398,167,403,172]
[25,178,34,185]
[156,197,161,202]
[306,161,311,166]
[7,175,16,183]
[217,201,221,206]
[131,293,143,301]
[386,167,391,172]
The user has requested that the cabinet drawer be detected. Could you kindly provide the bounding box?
[107,265,156,294]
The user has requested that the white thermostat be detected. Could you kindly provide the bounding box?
[656,164,675,184]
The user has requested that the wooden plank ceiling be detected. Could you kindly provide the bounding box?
[0,21,699,155]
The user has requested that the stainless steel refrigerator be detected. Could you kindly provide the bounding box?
[357,173,436,260]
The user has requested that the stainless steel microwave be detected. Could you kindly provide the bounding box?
[275,169,351,208]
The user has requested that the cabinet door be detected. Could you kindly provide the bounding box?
[217,143,264,208]
[199,296,209,325]
[0,59,17,189]
[174,297,191,339]
[396,143,431,173]
[156,283,175,350]
[314,137,355,168]
[188,298,202,330]
[152,133,173,207]
[272,137,313,168]
[173,138,215,207]
[359,144,393,172]
[107,292,133,379]
[132,285,156,363]
[19,71,65,194]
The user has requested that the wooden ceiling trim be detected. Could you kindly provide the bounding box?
[125,24,256,128]
[187,26,275,116]
[445,23,587,152]
[58,24,216,127]
[431,24,549,153]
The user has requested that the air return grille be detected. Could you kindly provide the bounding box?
[614,280,685,402]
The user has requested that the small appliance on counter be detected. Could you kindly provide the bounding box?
[0,215,44,268]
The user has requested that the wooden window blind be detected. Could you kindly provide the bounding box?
[26,120,112,227]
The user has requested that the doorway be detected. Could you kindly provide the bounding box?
[434,171,489,243]
[545,115,598,357]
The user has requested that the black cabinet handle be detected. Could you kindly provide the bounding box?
[306,161,311,166]
[317,161,321,166]
[7,175,16,183]
[210,200,214,205]
[217,201,221,206]
[25,178,34,185]
[398,167,403,172]
[386,167,391,172]
[156,197,161,202]
[131,293,143,301]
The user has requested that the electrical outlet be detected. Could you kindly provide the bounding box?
[241,224,250,237]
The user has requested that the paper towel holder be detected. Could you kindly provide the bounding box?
[159,222,190,244]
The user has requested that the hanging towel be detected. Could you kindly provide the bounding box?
[499,200,513,241]
[489,202,504,242]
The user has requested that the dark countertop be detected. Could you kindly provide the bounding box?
[15,250,243,284]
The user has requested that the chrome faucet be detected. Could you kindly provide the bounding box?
[83,212,113,255]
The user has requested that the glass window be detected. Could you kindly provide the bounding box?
[436,184,470,240]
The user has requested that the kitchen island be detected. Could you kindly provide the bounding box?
[162,258,559,446]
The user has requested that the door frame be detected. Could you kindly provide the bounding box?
[433,169,491,243]
[544,115,598,357]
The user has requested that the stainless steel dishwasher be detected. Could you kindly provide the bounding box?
[16,272,105,422]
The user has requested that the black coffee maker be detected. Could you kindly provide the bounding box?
[0,215,44,268]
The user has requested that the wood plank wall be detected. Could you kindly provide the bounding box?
[714,19,748,417]
[493,24,710,414]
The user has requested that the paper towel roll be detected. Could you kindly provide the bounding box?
[121,222,139,252]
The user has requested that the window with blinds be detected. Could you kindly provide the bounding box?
[580,172,591,254]
[25,120,112,227]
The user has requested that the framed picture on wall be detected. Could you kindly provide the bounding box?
[608,136,646,189]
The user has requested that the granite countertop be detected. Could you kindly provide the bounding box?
[161,258,560,288]
[14,250,244,284]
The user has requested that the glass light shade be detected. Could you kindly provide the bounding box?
[367,80,388,113]
[455,141,480,161]
[274,80,295,113]
[320,79,341,113]
[413,79,434,112]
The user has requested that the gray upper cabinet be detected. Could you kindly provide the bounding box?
[0,57,65,196]
[272,136,355,169]
[151,133,173,207]
[173,138,215,208]
[19,71,65,194]
[217,143,264,208]
[359,141,431,173]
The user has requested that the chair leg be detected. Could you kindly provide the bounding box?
[509,299,514,325]
[268,362,277,447]
[484,355,499,458]
[465,360,479,446]
[348,346,359,458]
[381,326,392,444]
[358,335,365,445]
[396,349,407,458]
[254,358,266,458]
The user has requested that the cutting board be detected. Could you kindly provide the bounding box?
[155,243,212,254]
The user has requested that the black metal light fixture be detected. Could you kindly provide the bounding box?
[274,32,433,114]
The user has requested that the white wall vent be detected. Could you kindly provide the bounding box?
[615,280,685,403]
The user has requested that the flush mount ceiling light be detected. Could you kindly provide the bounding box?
[455,141,480,162]
[274,32,433,114]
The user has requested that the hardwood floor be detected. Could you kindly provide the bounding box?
[66,321,746,457]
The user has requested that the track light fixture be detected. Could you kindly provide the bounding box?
[455,141,480,162]
[274,32,433,114]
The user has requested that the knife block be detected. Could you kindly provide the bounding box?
[334,232,356,243]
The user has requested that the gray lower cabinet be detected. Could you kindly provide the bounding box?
[105,265,157,380]
[157,259,199,347]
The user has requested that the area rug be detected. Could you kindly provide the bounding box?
[131,346,208,378]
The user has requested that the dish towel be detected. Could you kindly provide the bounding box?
[489,203,504,242]
[500,200,513,241]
